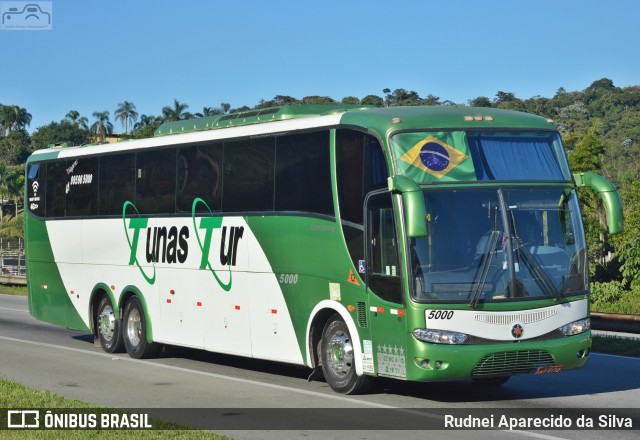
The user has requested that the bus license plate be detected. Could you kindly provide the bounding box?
[534,365,564,374]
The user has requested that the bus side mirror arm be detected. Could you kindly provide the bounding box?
[573,172,624,235]
[388,175,427,238]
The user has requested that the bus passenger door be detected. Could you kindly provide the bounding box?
[365,192,408,380]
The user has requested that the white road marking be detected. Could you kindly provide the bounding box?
[0,306,28,313]
[0,334,572,439]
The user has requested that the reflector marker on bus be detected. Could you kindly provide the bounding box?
[166,299,172,304]
[41,285,47,289]
[197,302,202,307]
[347,305,355,312]
[170,289,175,295]
[271,309,278,314]
[235,305,241,310]
[370,306,384,313]
[69,290,74,295]
[110,285,115,291]
[390,309,405,316]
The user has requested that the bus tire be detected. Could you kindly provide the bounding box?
[122,296,158,359]
[96,295,124,353]
[320,314,371,394]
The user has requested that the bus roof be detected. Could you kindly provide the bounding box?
[27,105,557,162]
[154,105,557,137]
[153,104,373,136]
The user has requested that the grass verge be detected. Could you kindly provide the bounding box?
[0,378,230,439]
[0,284,26,296]
[591,334,640,357]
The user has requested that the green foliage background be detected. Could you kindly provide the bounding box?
[2,78,639,312]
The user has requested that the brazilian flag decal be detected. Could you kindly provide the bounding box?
[399,136,467,178]
[392,132,475,182]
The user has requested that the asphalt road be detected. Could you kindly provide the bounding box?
[1,294,639,440]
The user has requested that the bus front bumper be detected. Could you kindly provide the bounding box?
[404,331,591,382]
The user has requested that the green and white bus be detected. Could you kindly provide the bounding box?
[25,105,623,394]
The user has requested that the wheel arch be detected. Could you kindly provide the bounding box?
[306,300,364,376]
[89,283,118,336]
[119,285,154,344]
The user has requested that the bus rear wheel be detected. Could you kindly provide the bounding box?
[122,296,158,359]
[320,314,371,394]
[96,295,124,353]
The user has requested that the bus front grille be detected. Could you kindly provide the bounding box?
[471,350,555,378]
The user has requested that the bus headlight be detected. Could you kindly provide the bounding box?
[560,318,590,336]
[412,328,469,344]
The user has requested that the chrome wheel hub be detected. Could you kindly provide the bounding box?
[328,331,354,377]
[126,308,142,348]
[98,305,115,342]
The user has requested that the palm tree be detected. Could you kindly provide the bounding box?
[161,98,190,122]
[0,105,32,136]
[194,106,223,118]
[90,111,113,143]
[114,101,138,135]
[133,114,162,131]
[65,110,89,130]
[65,110,81,123]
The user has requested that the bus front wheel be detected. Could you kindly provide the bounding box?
[96,295,124,353]
[122,296,158,359]
[320,314,371,394]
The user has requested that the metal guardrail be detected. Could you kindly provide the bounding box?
[0,274,26,286]
[591,312,640,334]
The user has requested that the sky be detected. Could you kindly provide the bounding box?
[1,0,639,133]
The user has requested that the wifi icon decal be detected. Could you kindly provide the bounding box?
[32,181,40,194]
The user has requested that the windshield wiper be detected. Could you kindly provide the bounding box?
[507,208,562,301]
[469,230,501,307]
[512,237,562,301]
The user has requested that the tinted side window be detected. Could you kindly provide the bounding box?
[275,131,333,215]
[100,153,135,215]
[336,129,389,269]
[136,149,176,214]
[177,143,223,213]
[26,163,45,218]
[223,138,275,212]
[66,157,99,217]
[46,161,66,217]
[367,192,402,303]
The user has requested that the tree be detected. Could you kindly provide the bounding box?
[423,94,440,106]
[65,110,89,130]
[31,120,90,148]
[360,95,384,107]
[493,91,526,111]
[469,96,492,107]
[0,105,32,136]
[383,89,423,106]
[301,96,337,105]
[341,96,360,105]
[114,101,138,135]
[194,107,220,118]
[90,111,113,143]
[134,114,162,131]
[0,130,32,164]
[568,121,604,172]
[6,165,23,215]
[614,180,640,288]
[161,99,190,122]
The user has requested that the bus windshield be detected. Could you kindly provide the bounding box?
[410,187,588,304]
